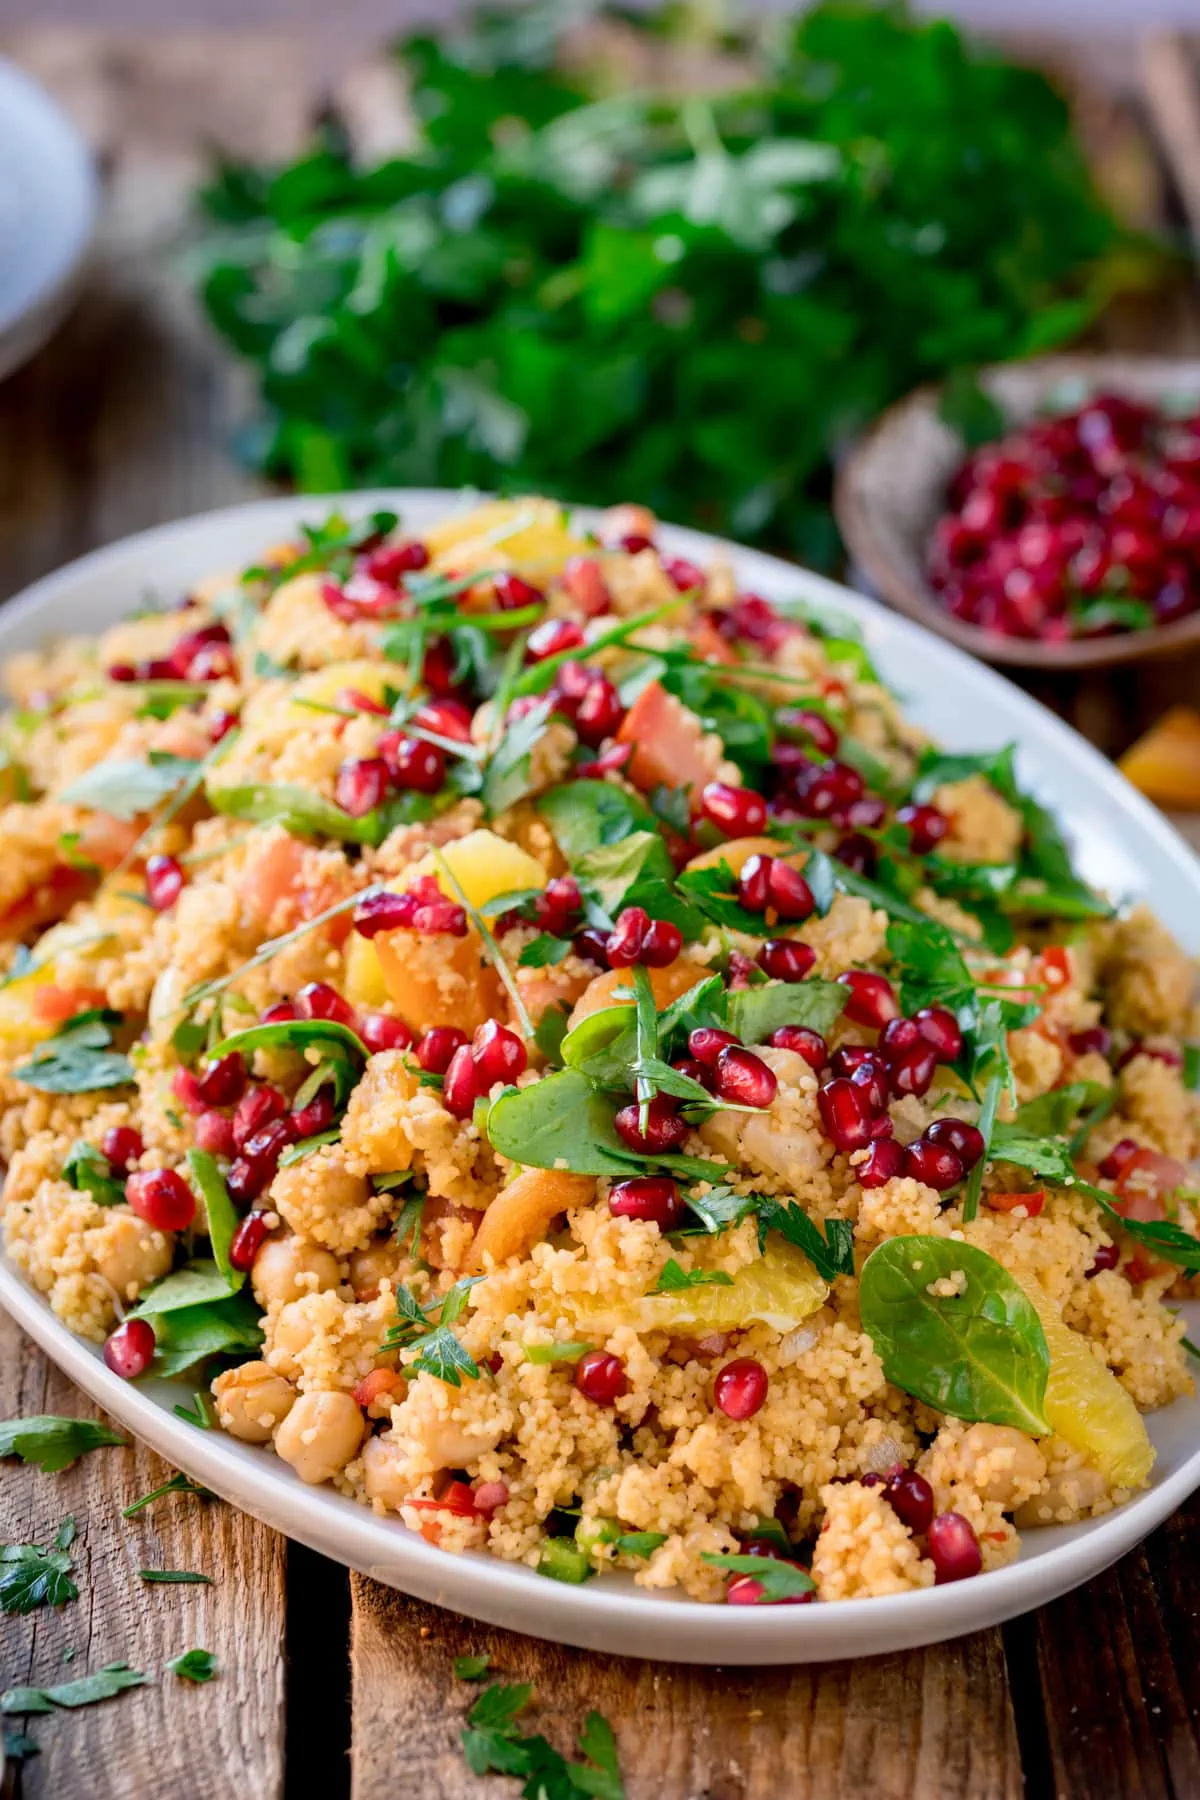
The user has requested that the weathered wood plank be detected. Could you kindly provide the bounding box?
[348,1575,1022,1800]
[0,1311,287,1800]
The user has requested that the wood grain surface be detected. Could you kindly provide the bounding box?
[0,24,1199,1800]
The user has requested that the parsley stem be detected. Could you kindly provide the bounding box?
[430,849,536,1041]
[512,601,682,698]
[962,1072,1002,1222]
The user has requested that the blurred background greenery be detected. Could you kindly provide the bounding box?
[194,0,1169,568]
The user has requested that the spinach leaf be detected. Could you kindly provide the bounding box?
[211,1017,367,1108]
[208,781,391,845]
[533,1003,571,1067]
[143,1290,264,1378]
[11,1011,134,1094]
[859,1235,1050,1434]
[1013,1082,1111,1139]
[575,834,705,937]
[700,1554,815,1601]
[911,745,1019,806]
[676,859,766,933]
[62,1140,126,1207]
[724,979,846,1046]
[484,1068,633,1175]
[129,1261,236,1318]
[535,780,656,862]
[59,754,200,821]
[518,933,573,969]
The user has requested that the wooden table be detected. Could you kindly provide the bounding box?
[2,29,1200,1800]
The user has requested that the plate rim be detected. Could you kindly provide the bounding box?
[2,487,1199,1665]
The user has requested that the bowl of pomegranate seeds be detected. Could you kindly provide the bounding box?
[836,355,1200,668]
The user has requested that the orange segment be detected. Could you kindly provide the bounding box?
[1118,705,1200,808]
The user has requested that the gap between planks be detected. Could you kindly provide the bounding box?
[347,1574,1022,1800]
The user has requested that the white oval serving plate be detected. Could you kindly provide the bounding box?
[1,490,1198,1665]
[0,60,96,383]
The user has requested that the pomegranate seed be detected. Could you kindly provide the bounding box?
[296,982,357,1026]
[493,571,544,611]
[880,1017,922,1060]
[171,1067,205,1116]
[412,697,473,742]
[107,663,138,682]
[576,745,633,785]
[228,1120,292,1202]
[766,861,815,921]
[737,854,772,911]
[145,853,185,912]
[688,1027,741,1068]
[606,907,649,967]
[336,687,389,716]
[904,1137,965,1191]
[727,950,756,989]
[818,1078,873,1152]
[713,1046,777,1108]
[103,1317,156,1380]
[574,1350,627,1405]
[1098,1137,1140,1180]
[700,782,767,837]
[101,1125,142,1174]
[472,1480,510,1514]
[335,757,389,817]
[229,1210,272,1272]
[673,1056,712,1088]
[233,1083,287,1149]
[833,1048,889,1114]
[225,1159,260,1207]
[614,1095,687,1153]
[616,532,654,554]
[208,709,239,743]
[858,1137,907,1187]
[561,556,611,617]
[195,1110,235,1157]
[195,1052,246,1107]
[781,708,839,756]
[380,733,446,794]
[897,803,949,856]
[885,1468,934,1534]
[889,1043,939,1098]
[416,1027,468,1074]
[526,618,586,662]
[758,938,816,982]
[1087,1242,1121,1277]
[1118,1042,1183,1071]
[925,1118,986,1169]
[359,1011,415,1053]
[127,1168,196,1232]
[609,1176,684,1229]
[713,1357,768,1420]
[534,875,582,933]
[422,638,462,696]
[472,1019,527,1087]
[928,1512,982,1583]
[363,540,428,582]
[573,676,623,746]
[353,891,417,937]
[914,1006,964,1062]
[260,1000,297,1023]
[662,555,705,592]
[768,1025,828,1070]
[442,1046,482,1119]
[835,832,877,876]
[837,970,899,1029]
[641,919,682,967]
[725,1573,813,1607]
[1068,1025,1112,1058]
[290,1088,336,1139]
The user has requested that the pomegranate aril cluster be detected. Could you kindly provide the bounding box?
[545,659,624,746]
[108,620,236,685]
[602,906,682,970]
[929,392,1200,640]
[353,877,467,939]
[442,1019,528,1119]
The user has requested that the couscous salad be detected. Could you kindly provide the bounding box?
[1,497,1197,1606]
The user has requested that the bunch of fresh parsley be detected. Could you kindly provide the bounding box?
[196,0,1122,565]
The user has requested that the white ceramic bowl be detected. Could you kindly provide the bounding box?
[1,490,1198,1666]
[0,60,96,382]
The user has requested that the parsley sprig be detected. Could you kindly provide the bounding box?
[383,1278,483,1387]
[461,1682,626,1799]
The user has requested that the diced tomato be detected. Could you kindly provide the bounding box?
[351,1368,404,1409]
[616,680,717,801]
[985,1189,1046,1217]
[240,836,356,944]
[0,866,92,941]
[1124,1249,1162,1286]
[1035,946,1073,991]
[32,983,109,1026]
[689,618,738,666]
[75,814,143,871]
[405,1479,478,1517]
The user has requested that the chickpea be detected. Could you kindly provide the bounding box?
[212,1361,296,1444]
[270,1298,319,1363]
[348,1236,404,1301]
[1015,1463,1109,1528]
[274,1390,365,1485]
[397,1383,504,1470]
[956,1424,1047,1508]
[93,1212,172,1301]
[252,1233,341,1310]
[362,1433,411,1510]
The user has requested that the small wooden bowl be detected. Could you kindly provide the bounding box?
[834,353,1200,670]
